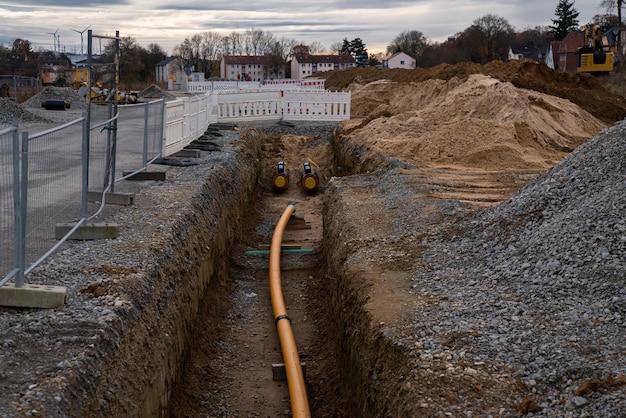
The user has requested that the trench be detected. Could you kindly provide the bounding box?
[166,124,360,417]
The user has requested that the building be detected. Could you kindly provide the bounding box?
[545,41,563,70]
[507,43,547,63]
[554,31,585,73]
[291,54,356,80]
[156,56,184,83]
[220,55,285,82]
[383,52,416,69]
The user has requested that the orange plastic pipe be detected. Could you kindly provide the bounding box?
[269,202,311,418]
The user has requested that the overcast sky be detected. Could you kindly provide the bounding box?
[0,1,613,55]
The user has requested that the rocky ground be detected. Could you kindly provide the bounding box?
[0,61,624,417]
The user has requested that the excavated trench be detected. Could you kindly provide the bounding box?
[0,121,536,418]
[165,123,364,417]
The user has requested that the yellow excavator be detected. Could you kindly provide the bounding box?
[577,25,614,73]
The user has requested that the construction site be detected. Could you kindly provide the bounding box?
[0,60,625,417]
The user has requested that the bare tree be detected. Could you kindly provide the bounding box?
[387,30,429,65]
[201,31,223,76]
[472,14,515,62]
[308,41,327,54]
[244,28,265,55]
[329,42,343,54]
[222,31,244,55]
[600,0,623,25]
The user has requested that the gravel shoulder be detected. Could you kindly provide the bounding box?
[323,121,626,417]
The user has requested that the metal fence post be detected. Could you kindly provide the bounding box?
[11,124,22,285]
[16,132,29,288]
[143,101,149,168]
[81,113,89,219]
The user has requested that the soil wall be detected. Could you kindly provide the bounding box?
[0,130,262,417]
[86,133,262,417]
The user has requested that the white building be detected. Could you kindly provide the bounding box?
[384,52,416,69]
[220,55,285,81]
[291,54,356,80]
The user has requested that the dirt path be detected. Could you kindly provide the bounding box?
[169,131,355,417]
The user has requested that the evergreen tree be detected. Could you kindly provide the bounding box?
[550,0,580,40]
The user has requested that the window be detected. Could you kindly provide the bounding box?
[400,60,405,65]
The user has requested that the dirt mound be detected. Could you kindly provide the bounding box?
[138,84,177,100]
[322,60,626,124]
[341,74,605,171]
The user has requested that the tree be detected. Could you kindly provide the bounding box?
[550,0,580,41]
[291,44,311,56]
[308,42,326,54]
[472,14,515,62]
[339,38,368,64]
[600,0,623,25]
[101,36,147,83]
[387,30,429,66]
[12,38,31,54]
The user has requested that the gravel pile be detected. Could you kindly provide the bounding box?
[409,122,626,416]
[0,98,52,126]
[21,86,88,112]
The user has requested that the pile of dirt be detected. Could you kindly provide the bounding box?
[341,73,606,171]
[138,84,177,100]
[322,60,626,124]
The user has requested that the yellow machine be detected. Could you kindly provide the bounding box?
[577,25,614,73]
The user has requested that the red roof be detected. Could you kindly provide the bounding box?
[295,54,355,64]
[223,55,275,65]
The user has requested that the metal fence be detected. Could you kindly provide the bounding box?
[1,86,350,289]
[0,100,166,288]
[0,125,19,286]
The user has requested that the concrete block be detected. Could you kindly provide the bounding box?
[174,149,201,158]
[87,191,135,206]
[122,171,166,181]
[0,283,67,308]
[272,362,306,381]
[55,223,120,240]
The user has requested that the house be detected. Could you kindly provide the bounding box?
[554,31,585,73]
[220,55,285,81]
[545,41,564,70]
[383,52,416,69]
[507,43,547,63]
[155,56,184,83]
[291,54,356,80]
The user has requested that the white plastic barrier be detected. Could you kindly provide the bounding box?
[164,99,186,156]
[163,94,214,156]
[282,91,350,121]
[215,91,282,122]
[187,81,262,92]
[162,89,350,156]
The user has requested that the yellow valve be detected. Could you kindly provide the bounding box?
[272,161,289,191]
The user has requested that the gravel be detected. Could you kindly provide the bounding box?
[408,122,626,416]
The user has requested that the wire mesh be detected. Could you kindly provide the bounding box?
[0,126,19,284]
[22,119,85,272]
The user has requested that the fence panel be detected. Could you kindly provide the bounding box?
[215,91,282,123]
[282,91,351,121]
[164,99,186,156]
[22,118,86,276]
[0,125,19,286]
